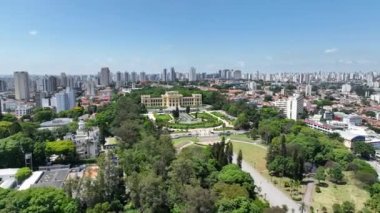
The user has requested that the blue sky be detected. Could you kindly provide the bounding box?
[0,0,379,75]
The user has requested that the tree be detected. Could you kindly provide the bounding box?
[366,111,376,118]
[186,106,190,114]
[341,201,355,213]
[172,106,180,119]
[45,140,77,163]
[15,167,32,183]
[218,164,256,198]
[0,187,78,212]
[352,141,375,160]
[332,203,342,213]
[315,167,326,184]
[264,95,273,102]
[237,149,243,168]
[328,165,344,184]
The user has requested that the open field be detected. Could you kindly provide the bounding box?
[312,172,370,212]
[172,136,199,149]
[228,134,256,143]
[231,141,268,174]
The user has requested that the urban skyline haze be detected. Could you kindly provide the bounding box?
[0,0,379,74]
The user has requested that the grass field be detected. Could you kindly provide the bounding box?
[210,111,235,124]
[231,141,268,173]
[312,172,370,212]
[172,137,199,149]
[154,113,172,122]
[228,134,257,143]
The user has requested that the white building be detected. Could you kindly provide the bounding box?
[15,104,33,117]
[305,84,312,96]
[65,120,100,159]
[14,71,30,101]
[286,94,304,120]
[274,99,288,115]
[248,81,257,91]
[341,84,352,94]
[189,67,197,82]
[86,80,96,96]
[233,70,242,80]
[52,88,76,113]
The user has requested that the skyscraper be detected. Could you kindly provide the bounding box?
[99,67,111,86]
[53,88,76,113]
[162,68,167,82]
[14,71,30,101]
[286,94,303,120]
[124,72,130,83]
[189,67,197,82]
[233,70,242,80]
[170,67,176,81]
[305,84,312,97]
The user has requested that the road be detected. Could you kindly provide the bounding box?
[302,180,314,208]
[366,160,380,180]
[233,154,302,213]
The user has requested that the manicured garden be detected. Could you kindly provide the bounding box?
[168,112,223,129]
[211,111,235,124]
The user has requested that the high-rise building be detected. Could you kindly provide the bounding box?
[0,80,7,92]
[305,84,312,96]
[161,68,167,82]
[14,71,30,101]
[86,80,96,96]
[99,67,111,86]
[233,70,242,80]
[170,67,176,81]
[140,72,146,82]
[53,88,76,113]
[286,94,304,120]
[131,72,138,83]
[189,67,197,82]
[124,72,130,83]
[60,72,67,88]
[341,84,352,94]
[248,81,257,91]
[116,71,122,88]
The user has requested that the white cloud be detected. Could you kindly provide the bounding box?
[324,48,338,54]
[28,30,38,36]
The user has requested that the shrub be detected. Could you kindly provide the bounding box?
[315,186,321,193]
[16,167,32,183]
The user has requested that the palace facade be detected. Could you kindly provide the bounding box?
[141,91,202,108]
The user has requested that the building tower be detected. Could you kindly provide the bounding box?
[14,71,30,101]
[99,67,111,86]
[286,94,304,120]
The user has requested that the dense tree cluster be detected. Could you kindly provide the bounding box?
[261,118,378,185]
[67,93,269,212]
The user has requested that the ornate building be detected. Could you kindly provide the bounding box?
[141,91,202,108]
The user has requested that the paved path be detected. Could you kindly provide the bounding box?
[366,160,380,180]
[233,155,302,213]
[302,180,314,208]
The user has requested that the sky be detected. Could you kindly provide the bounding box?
[0,0,379,75]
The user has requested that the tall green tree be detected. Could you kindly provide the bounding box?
[237,149,243,168]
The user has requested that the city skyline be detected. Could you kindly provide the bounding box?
[1,0,380,74]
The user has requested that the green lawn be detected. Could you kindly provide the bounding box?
[312,172,370,212]
[169,112,222,129]
[172,137,199,149]
[228,134,257,143]
[210,111,235,124]
[154,113,172,122]
[231,141,268,174]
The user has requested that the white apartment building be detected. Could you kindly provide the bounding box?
[14,71,30,101]
[15,105,34,117]
[274,99,288,115]
[286,94,304,120]
[341,83,352,94]
[305,84,312,96]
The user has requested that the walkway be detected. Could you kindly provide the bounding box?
[234,155,302,212]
